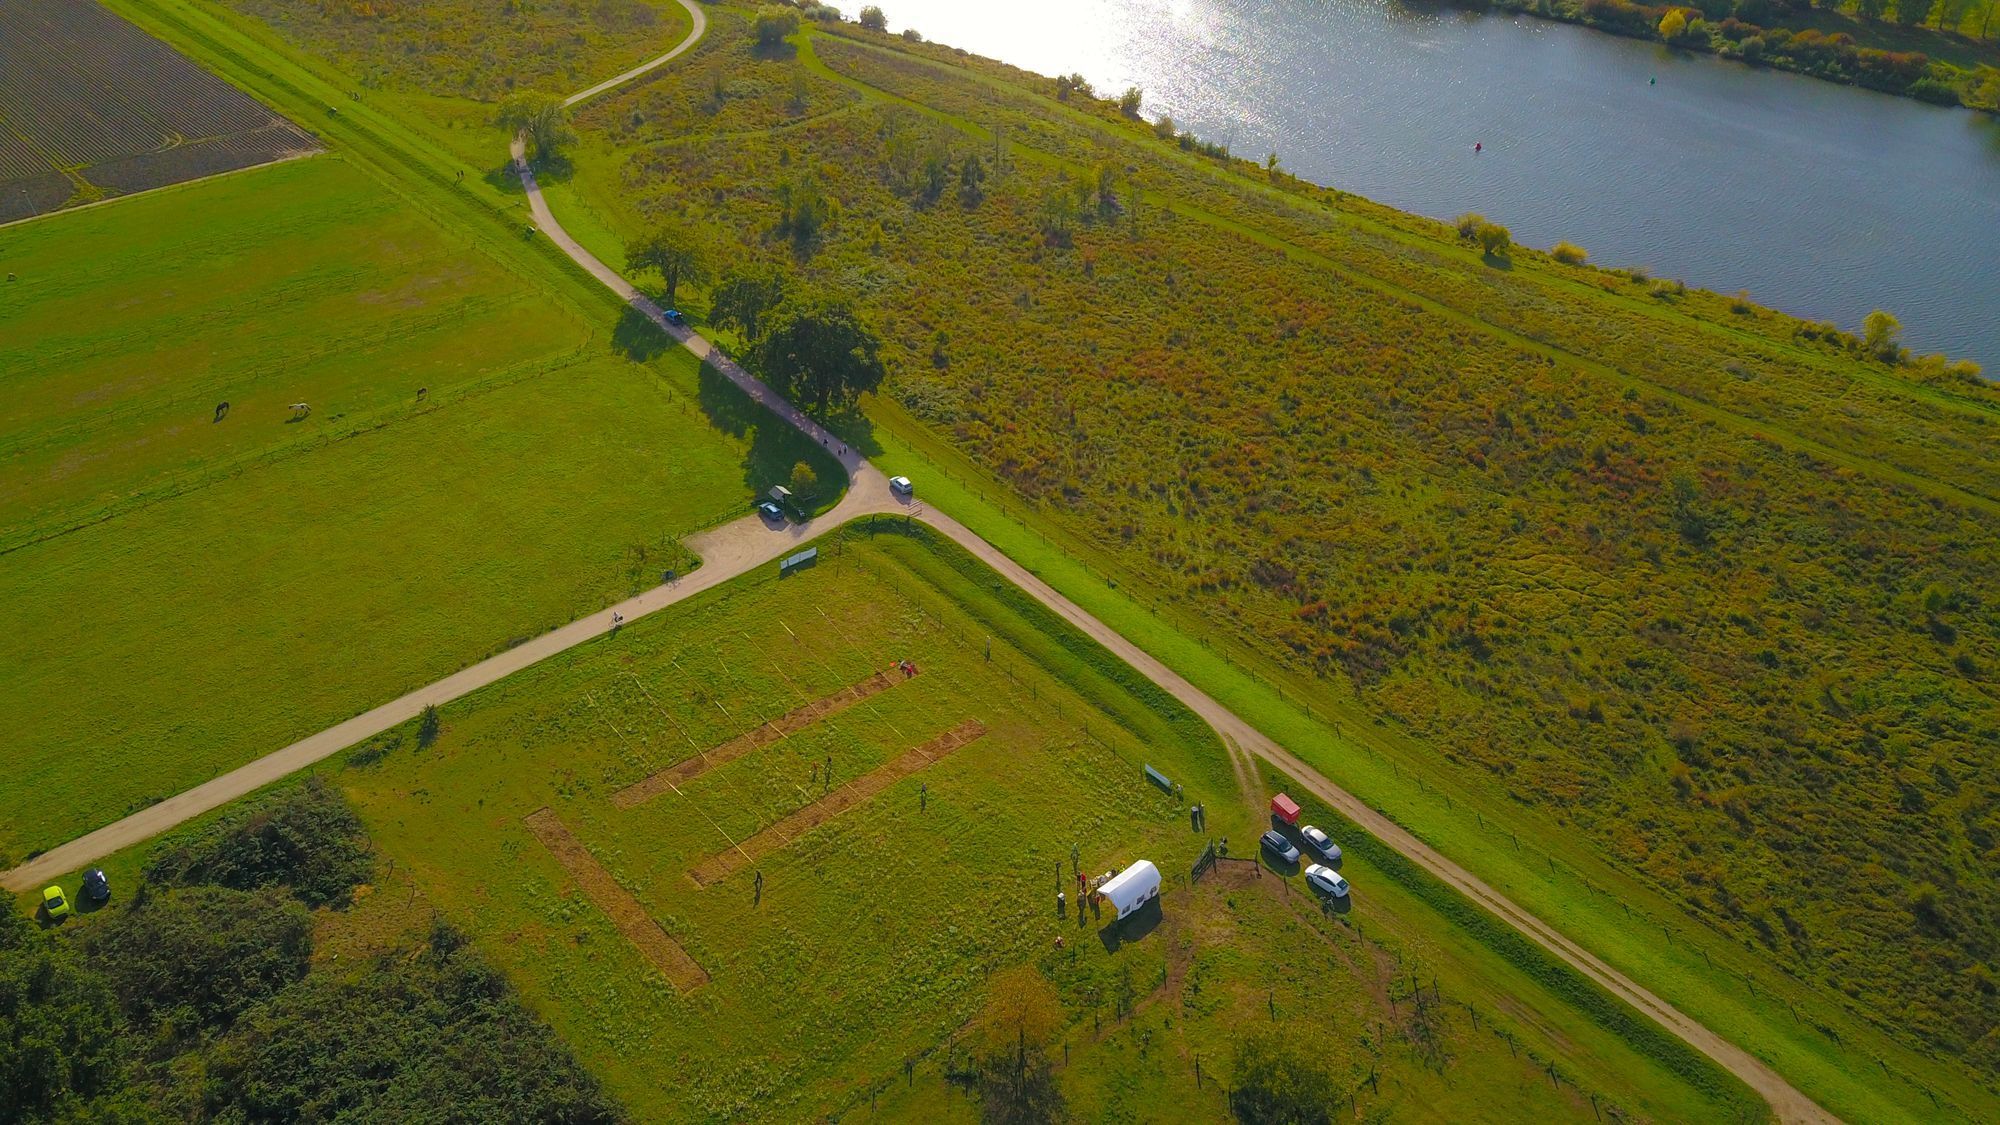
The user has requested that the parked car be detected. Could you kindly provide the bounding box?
[1300,825,1341,862]
[1259,829,1300,865]
[663,308,686,326]
[82,868,110,904]
[757,500,786,521]
[41,885,70,919]
[888,475,914,496]
[1304,864,1351,899]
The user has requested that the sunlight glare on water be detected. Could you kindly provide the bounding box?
[882,0,2000,364]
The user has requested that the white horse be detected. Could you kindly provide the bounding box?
[288,402,311,420]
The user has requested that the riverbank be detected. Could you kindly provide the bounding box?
[1457,0,2000,113]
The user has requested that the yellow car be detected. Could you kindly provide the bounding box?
[41,884,71,919]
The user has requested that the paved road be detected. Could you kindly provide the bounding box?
[5,6,1833,1121]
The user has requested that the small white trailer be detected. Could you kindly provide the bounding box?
[1097,860,1161,920]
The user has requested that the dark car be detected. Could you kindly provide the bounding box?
[81,868,110,904]
[1260,829,1300,865]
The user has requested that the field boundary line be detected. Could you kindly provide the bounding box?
[611,664,909,808]
[523,807,708,992]
[687,718,984,887]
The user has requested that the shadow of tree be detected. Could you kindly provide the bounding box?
[817,401,885,460]
[695,358,846,511]
[612,304,673,362]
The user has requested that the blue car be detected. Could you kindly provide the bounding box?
[663,308,686,326]
[1260,829,1300,865]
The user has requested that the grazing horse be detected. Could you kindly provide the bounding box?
[416,387,428,400]
[288,402,311,421]
[213,401,230,423]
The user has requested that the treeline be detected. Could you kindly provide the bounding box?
[1461,0,2000,111]
[1,779,624,1123]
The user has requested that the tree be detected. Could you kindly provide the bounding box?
[418,703,442,748]
[1454,211,1488,239]
[752,6,801,50]
[1476,220,1513,258]
[626,221,711,307]
[0,910,130,1121]
[922,151,952,204]
[859,4,887,30]
[1853,0,1889,20]
[751,294,886,413]
[778,178,837,247]
[1897,0,1934,24]
[968,968,1066,1125]
[1118,86,1144,117]
[1863,309,1904,362]
[494,90,574,165]
[1659,7,1690,38]
[959,152,988,206]
[1228,1029,1343,1125]
[710,264,790,341]
[789,461,820,498]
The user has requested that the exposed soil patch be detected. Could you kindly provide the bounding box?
[688,719,984,886]
[613,665,908,809]
[523,806,708,992]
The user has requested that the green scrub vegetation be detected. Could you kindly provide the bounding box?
[526,8,1999,1116]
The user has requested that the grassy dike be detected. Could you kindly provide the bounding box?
[858,400,1987,1123]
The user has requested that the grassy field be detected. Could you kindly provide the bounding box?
[0,156,575,548]
[0,43,839,859]
[315,527,1757,1122]
[526,8,2000,1117]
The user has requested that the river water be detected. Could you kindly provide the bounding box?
[880,0,2000,365]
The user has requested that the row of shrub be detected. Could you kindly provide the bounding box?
[1474,0,2000,110]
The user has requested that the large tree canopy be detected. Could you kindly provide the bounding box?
[626,222,712,307]
[494,90,575,165]
[751,295,885,413]
[709,263,790,341]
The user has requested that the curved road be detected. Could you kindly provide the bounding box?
[7,6,1832,1122]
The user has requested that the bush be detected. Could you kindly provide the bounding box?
[81,885,312,1027]
[145,777,372,907]
[1551,240,1588,265]
[1863,308,1904,362]
[752,6,801,50]
[0,910,129,1120]
[1476,220,1512,258]
[207,925,625,1124]
[1229,1028,1343,1124]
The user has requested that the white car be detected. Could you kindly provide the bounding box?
[1300,824,1341,862]
[1304,864,1350,899]
[888,475,914,496]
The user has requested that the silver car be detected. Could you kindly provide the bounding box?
[1305,864,1350,899]
[1300,825,1341,862]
